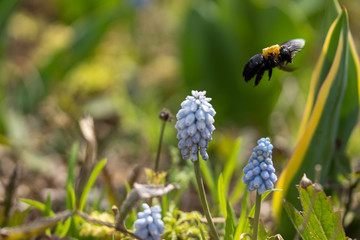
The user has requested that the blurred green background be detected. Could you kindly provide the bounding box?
[0,0,360,229]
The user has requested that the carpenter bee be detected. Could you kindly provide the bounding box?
[243,39,305,86]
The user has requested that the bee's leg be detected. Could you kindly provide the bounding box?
[255,66,266,86]
[278,62,295,72]
[268,67,272,80]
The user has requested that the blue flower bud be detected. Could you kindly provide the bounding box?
[185,113,195,126]
[244,171,253,180]
[152,213,161,219]
[181,148,190,157]
[135,228,149,239]
[185,138,193,148]
[134,204,164,240]
[270,173,278,182]
[192,132,201,143]
[148,223,158,235]
[191,145,198,154]
[253,176,262,188]
[260,170,269,180]
[175,91,216,162]
[154,219,164,229]
[242,137,277,195]
[195,109,206,121]
[252,166,260,175]
[137,212,147,219]
[190,153,198,162]
[187,124,197,136]
[258,184,266,194]
[196,121,206,132]
[199,139,207,148]
[134,218,147,229]
[260,162,267,170]
[145,215,153,224]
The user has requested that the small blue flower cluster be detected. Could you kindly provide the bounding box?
[242,137,277,194]
[175,90,216,162]
[134,203,164,240]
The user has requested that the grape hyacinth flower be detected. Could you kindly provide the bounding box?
[242,137,277,195]
[134,203,164,240]
[242,137,277,240]
[175,90,216,162]
[174,90,219,240]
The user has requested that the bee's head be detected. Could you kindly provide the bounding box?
[279,47,293,63]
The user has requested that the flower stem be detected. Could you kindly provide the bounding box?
[154,120,166,172]
[193,158,219,240]
[253,191,262,240]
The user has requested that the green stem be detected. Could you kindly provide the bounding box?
[253,191,262,240]
[154,121,166,172]
[193,158,220,240]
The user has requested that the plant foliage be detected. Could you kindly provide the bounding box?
[284,184,347,240]
[273,5,360,238]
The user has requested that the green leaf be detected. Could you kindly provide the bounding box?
[162,192,168,218]
[223,137,242,195]
[44,194,52,218]
[199,157,218,203]
[7,208,31,227]
[54,211,73,237]
[66,184,76,211]
[284,185,346,240]
[283,201,312,240]
[67,142,79,189]
[330,30,360,177]
[234,190,248,240]
[196,216,207,240]
[20,199,55,216]
[227,201,237,228]
[257,219,268,240]
[225,201,236,240]
[229,174,246,204]
[218,173,227,219]
[78,158,107,211]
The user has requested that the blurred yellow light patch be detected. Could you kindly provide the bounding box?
[139,55,178,87]
[7,12,40,42]
[66,61,116,94]
[33,24,73,65]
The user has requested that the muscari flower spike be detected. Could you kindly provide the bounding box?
[242,137,277,195]
[134,203,164,240]
[175,90,216,162]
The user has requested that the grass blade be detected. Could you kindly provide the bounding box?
[20,199,55,216]
[218,173,227,219]
[78,158,107,211]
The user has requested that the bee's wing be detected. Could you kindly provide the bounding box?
[280,39,305,52]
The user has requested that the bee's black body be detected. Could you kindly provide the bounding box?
[243,39,305,86]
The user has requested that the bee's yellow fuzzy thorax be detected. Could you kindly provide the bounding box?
[262,44,280,60]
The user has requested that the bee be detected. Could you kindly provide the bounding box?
[243,39,305,86]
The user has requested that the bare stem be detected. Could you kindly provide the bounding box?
[253,191,261,240]
[193,158,220,240]
[155,121,166,172]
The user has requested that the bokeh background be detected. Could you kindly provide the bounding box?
[1,0,360,235]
